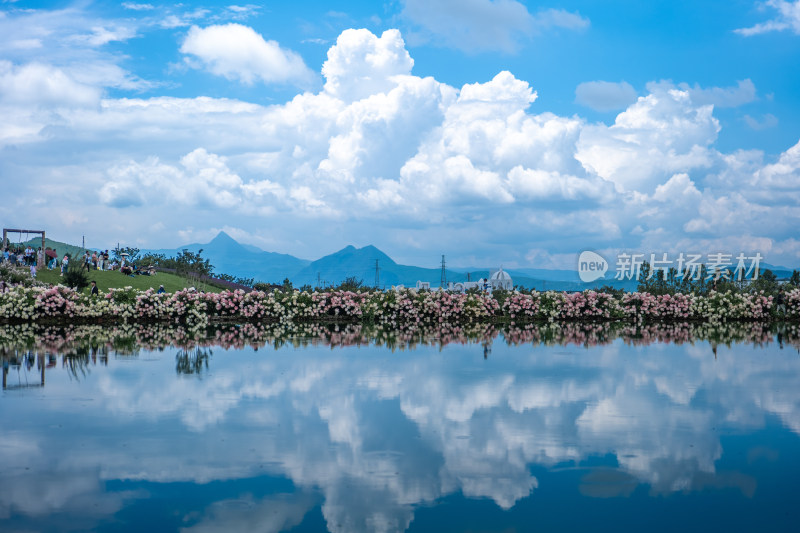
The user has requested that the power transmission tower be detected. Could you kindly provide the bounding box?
[317,272,321,288]
[440,255,447,288]
[374,259,380,288]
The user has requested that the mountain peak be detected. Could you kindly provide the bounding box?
[202,231,247,255]
[313,244,397,267]
[210,231,237,244]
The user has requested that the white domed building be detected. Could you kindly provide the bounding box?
[489,268,513,290]
[437,267,513,293]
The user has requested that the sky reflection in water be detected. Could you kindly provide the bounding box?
[1,324,799,532]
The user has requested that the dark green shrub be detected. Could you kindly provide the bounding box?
[336,276,364,292]
[63,261,90,290]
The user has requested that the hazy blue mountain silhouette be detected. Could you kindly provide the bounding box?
[145,231,310,283]
[143,232,640,291]
[284,243,635,291]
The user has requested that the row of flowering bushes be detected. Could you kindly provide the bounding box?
[502,289,795,323]
[1,285,798,324]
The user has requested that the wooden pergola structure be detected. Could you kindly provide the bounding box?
[2,228,46,267]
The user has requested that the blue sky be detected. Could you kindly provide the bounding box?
[1,0,799,269]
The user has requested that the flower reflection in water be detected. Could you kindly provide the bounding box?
[2,321,799,359]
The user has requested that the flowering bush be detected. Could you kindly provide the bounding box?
[0,285,37,320]
[689,291,772,323]
[557,290,624,320]
[502,292,540,320]
[313,291,367,319]
[34,286,79,317]
[622,292,693,321]
[0,284,798,325]
[782,288,800,320]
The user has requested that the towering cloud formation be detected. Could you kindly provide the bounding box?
[322,29,415,101]
[0,25,798,265]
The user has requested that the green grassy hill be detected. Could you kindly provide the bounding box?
[34,267,222,294]
[14,236,89,261]
[9,237,221,294]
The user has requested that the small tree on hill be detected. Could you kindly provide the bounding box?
[113,246,141,263]
[137,253,166,269]
[173,249,213,277]
[337,276,364,292]
[749,269,778,295]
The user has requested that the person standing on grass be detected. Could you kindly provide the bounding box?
[775,288,786,316]
[61,254,69,275]
[91,251,98,270]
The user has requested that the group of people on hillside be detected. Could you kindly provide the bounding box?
[1,244,164,296]
[2,246,43,267]
[2,246,45,278]
[2,246,123,277]
[76,249,156,277]
[79,250,114,272]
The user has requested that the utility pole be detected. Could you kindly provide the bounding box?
[374,259,380,288]
[440,255,447,288]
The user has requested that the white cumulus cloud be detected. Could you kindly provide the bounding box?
[0,61,101,106]
[576,84,720,192]
[3,26,800,266]
[322,29,414,102]
[754,139,800,188]
[181,24,315,86]
[99,148,244,209]
[735,0,800,36]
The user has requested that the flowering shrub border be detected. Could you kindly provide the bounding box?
[1,286,798,325]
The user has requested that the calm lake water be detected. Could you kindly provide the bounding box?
[2,323,799,532]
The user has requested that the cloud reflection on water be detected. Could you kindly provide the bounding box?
[1,322,799,532]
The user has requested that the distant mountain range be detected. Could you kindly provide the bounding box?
[140,231,639,291]
[21,232,796,291]
[145,231,310,285]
